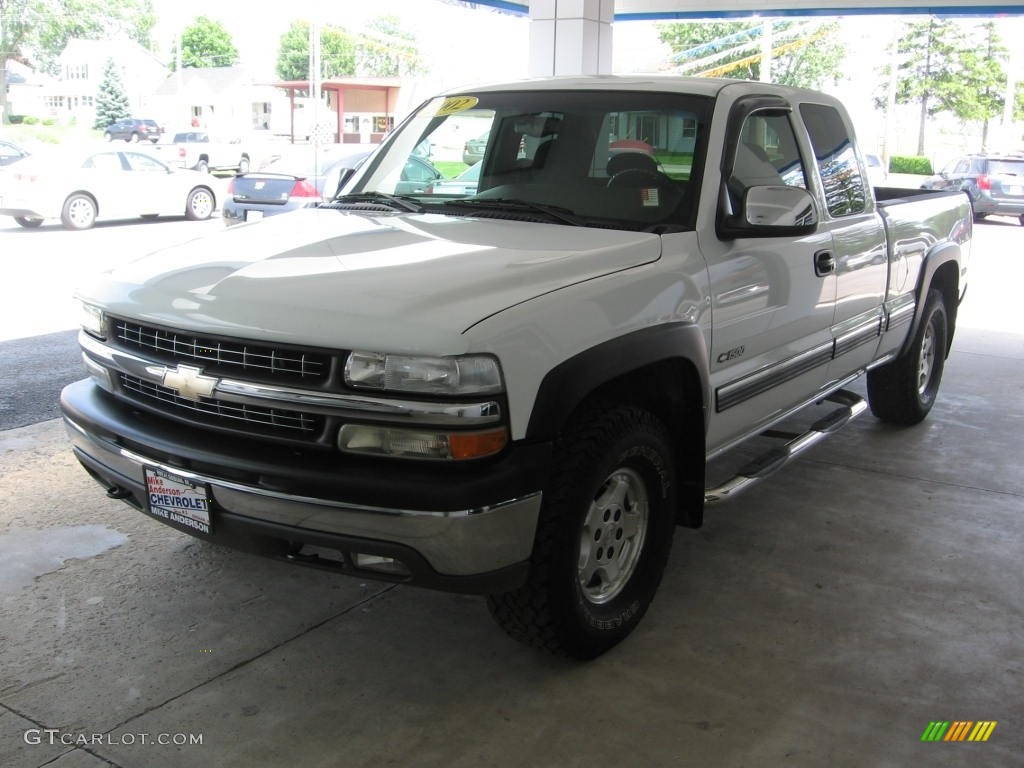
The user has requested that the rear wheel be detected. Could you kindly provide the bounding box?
[237,156,250,174]
[129,132,140,143]
[14,216,43,228]
[1018,214,1024,226]
[487,404,676,659]
[867,288,948,425]
[185,187,215,220]
[195,159,209,174]
[61,193,98,230]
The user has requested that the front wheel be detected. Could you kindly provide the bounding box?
[103,132,113,142]
[185,187,215,220]
[867,288,948,425]
[487,405,676,659]
[61,193,98,230]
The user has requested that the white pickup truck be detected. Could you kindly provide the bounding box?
[152,130,252,174]
[62,77,970,659]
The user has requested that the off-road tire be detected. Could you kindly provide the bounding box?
[867,288,948,425]
[487,404,676,659]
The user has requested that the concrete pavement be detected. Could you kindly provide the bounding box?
[1,227,1022,767]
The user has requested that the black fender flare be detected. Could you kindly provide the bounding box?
[525,323,710,441]
[525,323,711,528]
[901,240,963,359]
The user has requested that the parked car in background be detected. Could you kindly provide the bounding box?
[223,144,375,225]
[152,130,253,174]
[462,132,488,165]
[427,161,480,195]
[922,152,1024,224]
[0,138,29,166]
[223,149,441,225]
[103,118,164,143]
[0,146,216,229]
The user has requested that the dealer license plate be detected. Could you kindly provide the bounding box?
[144,467,212,535]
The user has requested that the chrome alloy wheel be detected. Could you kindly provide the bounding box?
[917,315,938,395]
[577,467,649,605]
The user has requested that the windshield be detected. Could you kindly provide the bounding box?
[343,89,711,231]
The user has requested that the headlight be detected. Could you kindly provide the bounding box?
[79,302,106,339]
[344,351,503,395]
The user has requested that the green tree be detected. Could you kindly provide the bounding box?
[658,19,844,89]
[0,0,154,123]
[891,18,966,155]
[945,22,1007,151]
[276,20,356,82]
[35,0,155,74]
[171,16,239,70]
[356,15,424,77]
[92,56,130,128]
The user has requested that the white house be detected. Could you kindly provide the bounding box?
[45,39,167,125]
[150,66,282,134]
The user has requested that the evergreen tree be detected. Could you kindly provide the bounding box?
[891,18,965,155]
[945,22,1007,152]
[93,57,131,129]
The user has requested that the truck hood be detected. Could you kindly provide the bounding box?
[78,209,662,353]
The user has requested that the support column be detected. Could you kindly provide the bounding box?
[528,0,614,77]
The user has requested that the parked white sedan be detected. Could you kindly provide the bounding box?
[0,146,217,230]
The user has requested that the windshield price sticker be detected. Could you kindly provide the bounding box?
[145,467,211,535]
[436,96,479,116]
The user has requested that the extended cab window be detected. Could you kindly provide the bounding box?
[799,103,867,217]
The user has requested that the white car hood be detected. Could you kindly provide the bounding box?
[78,209,662,353]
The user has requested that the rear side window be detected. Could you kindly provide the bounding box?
[799,103,867,217]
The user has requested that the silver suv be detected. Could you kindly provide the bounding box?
[923,153,1024,224]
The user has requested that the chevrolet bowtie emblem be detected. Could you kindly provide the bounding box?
[162,364,218,401]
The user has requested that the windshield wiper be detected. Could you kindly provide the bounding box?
[444,198,584,226]
[329,192,425,213]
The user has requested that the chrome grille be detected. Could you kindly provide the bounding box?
[120,374,322,437]
[114,320,331,383]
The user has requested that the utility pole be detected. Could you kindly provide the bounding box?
[310,19,321,145]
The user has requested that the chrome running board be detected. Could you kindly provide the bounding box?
[705,389,867,504]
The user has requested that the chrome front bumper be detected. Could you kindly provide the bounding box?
[63,409,542,593]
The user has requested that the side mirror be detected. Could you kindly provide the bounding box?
[718,185,818,240]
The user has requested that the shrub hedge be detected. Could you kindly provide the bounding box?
[889,155,934,175]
